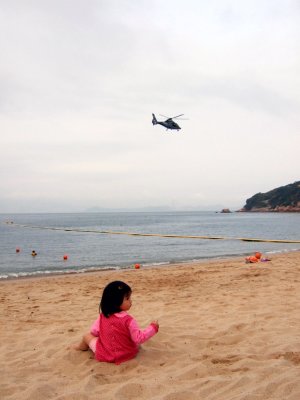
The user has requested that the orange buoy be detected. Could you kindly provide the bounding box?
[63,255,68,260]
[134,263,140,269]
[255,252,262,259]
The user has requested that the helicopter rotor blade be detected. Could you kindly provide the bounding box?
[159,114,169,119]
[172,114,184,119]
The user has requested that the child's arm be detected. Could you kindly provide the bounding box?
[90,315,101,337]
[128,318,159,345]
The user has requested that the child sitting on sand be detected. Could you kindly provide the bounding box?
[73,280,159,364]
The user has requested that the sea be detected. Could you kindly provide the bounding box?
[0,211,299,279]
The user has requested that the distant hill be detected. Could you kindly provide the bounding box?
[84,206,174,213]
[240,181,300,212]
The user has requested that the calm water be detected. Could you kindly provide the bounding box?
[0,212,299,279]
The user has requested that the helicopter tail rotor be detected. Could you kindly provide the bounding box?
[152,113,158,125]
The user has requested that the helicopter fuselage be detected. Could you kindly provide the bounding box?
[152,113,181,130]
[157,119,181,130]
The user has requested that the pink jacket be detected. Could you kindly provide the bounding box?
[90,311,158,364]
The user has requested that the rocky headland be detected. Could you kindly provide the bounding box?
[239,181,300,212]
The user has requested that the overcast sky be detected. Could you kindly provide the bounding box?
[1,0,299,213]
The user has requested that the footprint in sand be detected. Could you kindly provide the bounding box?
[115,382,147,399]
[163,390,199,400]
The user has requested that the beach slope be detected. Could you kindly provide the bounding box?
[1,252,300,400]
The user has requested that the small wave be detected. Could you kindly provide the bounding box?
[0,265,121,280]
[266,248,299,255]
[142,261,171,267]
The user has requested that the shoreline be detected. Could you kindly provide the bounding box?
[1,248,299,282]
[1,251,300,399]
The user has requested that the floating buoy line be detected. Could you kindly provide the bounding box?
[4,222,300,244]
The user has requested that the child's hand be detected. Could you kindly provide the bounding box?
[151,320,159,331]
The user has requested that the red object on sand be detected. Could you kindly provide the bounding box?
[245,256,259,263]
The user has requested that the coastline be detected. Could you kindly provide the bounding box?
[0,254,243,282]
[1,251,300,399]
[2,247,299,281]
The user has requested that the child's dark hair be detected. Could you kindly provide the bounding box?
[100,281,132,318]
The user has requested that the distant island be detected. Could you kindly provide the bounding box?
[239,181,300,212]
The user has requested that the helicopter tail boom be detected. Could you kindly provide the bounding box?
[152,113,158,125]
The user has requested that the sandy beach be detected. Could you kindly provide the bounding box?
[1,251,300,400]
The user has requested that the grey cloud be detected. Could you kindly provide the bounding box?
[193,78,297,116]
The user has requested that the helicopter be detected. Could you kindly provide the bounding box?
[152,113,185,131]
